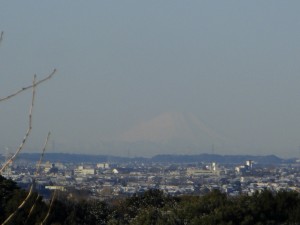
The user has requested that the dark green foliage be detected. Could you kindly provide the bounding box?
[0,175,19,221]
[45,198,111,225]
[109,189,178,224]
[130,207,182,225]
[2,175,300,225]
[0,175,47,224]
[169,189,300,225]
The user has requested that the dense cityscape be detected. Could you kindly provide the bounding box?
[2,153,300,201]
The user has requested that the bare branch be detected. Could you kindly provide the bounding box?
[35,131,51,176]
[0,69,57,102]
[24,193,40,225]
[1,33,58,224]
[41,190,57,225]
[38,132,55,225]
[2,182,35,225]
[0,75,37,174]
[24,132,51,224]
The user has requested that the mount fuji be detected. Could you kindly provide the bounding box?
[114,112,229,156]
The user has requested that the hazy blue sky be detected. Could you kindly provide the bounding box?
[1,1,300,158]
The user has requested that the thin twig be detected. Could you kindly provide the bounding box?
[35,132,51,176]
[2,182,35,225]
[0,75,37,174]
[24,132,51,224]
[0,69,57,102]
[24,194,40,225]
[39,132,55,225]
[41,190,57,225]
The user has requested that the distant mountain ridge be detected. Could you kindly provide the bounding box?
[151,154,286,164]
[12,153,295,164]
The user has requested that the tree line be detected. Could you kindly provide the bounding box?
[1,175,300,225]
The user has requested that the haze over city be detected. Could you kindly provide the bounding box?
[1,1,300,158]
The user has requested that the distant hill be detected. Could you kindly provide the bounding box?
[13,153,295,165]
[16,153,128,163]
[151,154,286,164]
